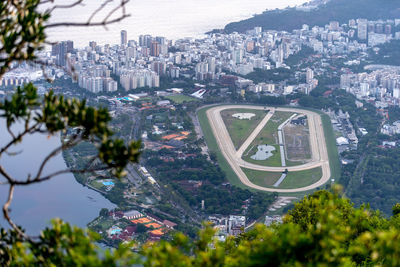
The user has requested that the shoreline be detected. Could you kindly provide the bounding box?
[206,0,318,35]
[45,0,311,48]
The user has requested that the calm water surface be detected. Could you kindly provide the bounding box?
[45,0,309,47]
[0,120,115,234]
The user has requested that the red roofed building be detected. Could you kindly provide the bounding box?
[323,90,333,97]
[124,226,136,235]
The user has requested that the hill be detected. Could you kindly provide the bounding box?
[224,0,400,33]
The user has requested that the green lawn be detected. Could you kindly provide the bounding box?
[197,105,339,194]
[243,144,282,166]
[241,111,297,167]
[321,114,341,182]
[198,106,246,189]
[164,94,198,104]
[242,168,282,187]
[279,167,322,189]
[275,112,339,199]
[138,97,153,102]
[98,218,114,230]
[250,111,294,144]
[221,108,268,149]
[243,167,322,189]
[277,107,341,183]
[243,144,301,167]
[90,180,105,190]
[283,123,311,161]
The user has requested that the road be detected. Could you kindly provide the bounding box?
[190,113,209,157]
[206,105,331,193]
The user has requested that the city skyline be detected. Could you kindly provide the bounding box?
[45,0,310,47]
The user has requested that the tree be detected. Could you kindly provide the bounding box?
[393,203,400,216]
[139,188,400,266]
[136,223,147,234]
[1,0,136,229]
[99,208,109,218]
[0,0,142,265]
[4,1,400,266]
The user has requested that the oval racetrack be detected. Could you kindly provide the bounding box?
[206,105,331,193]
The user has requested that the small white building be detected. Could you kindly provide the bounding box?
[265,215,283,226]
[123,210,143,220]
[336,137,349,146]
[228,215,246,236]
[156,100,171,106]
[148,176,156,185]
[359,128,368,136]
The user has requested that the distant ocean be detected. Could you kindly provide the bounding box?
[45,0,309,48]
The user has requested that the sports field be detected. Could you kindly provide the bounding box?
[201,105,332,193]
[221,108,268,149]
[283,119,311,162]
[242,167,322,189]
[241,111,299,167]
[164,95,198,104]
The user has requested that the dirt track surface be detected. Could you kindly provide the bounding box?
[206,105,331,193]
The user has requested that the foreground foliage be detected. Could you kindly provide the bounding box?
[2,188,400,266]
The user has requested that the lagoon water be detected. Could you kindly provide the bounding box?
[45,0,309,47]
[251,144,276,161]
[0,121,115,234]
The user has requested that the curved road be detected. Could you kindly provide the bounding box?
[206,105,331,193]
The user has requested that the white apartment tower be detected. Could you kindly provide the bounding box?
[357,19,368,40]
[306,68,314,84]
[121,30,127,46]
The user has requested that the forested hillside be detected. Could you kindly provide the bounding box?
[4,189,400,265]
[224,0,400,33]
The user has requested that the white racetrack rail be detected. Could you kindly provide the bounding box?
[206,105,331,193]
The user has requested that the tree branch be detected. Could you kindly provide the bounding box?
[45,13,130,29]
[12,166,110,186]
[2,185,27,238]
[34,135,82,182]
[0,122,41,157]
[6,125,16,140]
[45,0,130,29]
[0,165,14,184]
[47,0,84,13]
[87,0,113,24]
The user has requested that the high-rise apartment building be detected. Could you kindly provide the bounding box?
[126,47,137,59]
[385,24,392,35]
[306,68,314,84]
[139,34,153,47]
[232,48,244,64]
[254,26,262,35]
[375,23,383,34]
[367,23,375,33]
[52,41,74,66]
[150,41,161,57]
[207,57,216,73]
[329,21,340,31]
[119,70,159,90]
[121,30,127,46]
[357,19,368,40]
[155,36,166,45]
[89,41,97,50]
[151,61,166,76]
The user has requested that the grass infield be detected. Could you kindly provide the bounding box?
[197,105,340,194]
